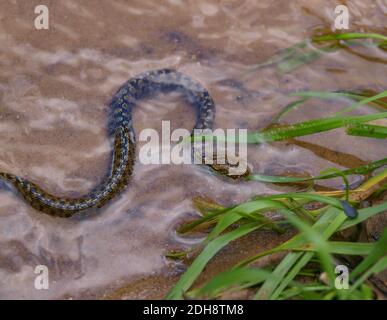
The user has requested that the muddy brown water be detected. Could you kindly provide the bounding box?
[0,0,386,299]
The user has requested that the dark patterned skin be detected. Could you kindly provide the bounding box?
[0,69,215,217]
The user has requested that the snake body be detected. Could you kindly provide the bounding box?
[0,69,215,217]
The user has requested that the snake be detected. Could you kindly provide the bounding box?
[0,69,217,218]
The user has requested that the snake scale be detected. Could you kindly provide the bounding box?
[0,69,216,217]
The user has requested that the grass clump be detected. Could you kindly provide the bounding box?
[166,31,387,300]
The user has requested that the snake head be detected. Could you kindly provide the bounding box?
[209,154,251,179]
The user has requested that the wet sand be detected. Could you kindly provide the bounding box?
[0,0,386,299]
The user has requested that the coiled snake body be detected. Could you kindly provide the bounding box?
[0,69,215,217]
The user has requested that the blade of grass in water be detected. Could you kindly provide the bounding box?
[279,284,332,300]
[248,32,387,75]
[247,111,387,143]
[165,221,266,300]
[334,91,387,115]
[180,169,386,272]
[188,168,386,257]
[193,239,376,298]
[189,111,387,144]
[277,44,337,74]
[299,90,387,109]
[252,201,387,299]
[188,110,387,145]
[194,239,374,298]
[171,32,387,300]
[312,33,387,43]
[295,241,375,255]
[343,231,387,298]
[248,157,387,183]
[347,256,387,298]
[350,230,387,280]
[346,123,387,139]
[256,208,348,299]
[284,91,387,118]
[193,267,272,298]
[271,97,308,123]
[255,192,343,208]
[336,90,387,109]
[168,189,387,299]
[235,201,387,272]
[172,164,385,262]
[169,195,337,299]
[339,200,387,230]
[206,200,287,242]
[166,199,287,299]
[242,41,309,75]
[257,202,387,299]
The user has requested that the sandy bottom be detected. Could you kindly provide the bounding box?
[0,0,386,299]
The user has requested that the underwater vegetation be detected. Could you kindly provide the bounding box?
[167,32,387,300]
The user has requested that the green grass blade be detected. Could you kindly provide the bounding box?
[248,157,387,183]
[277,45,336,74]
[247,111,387,143]
[254,207,345,299]
[268,252,316,300]
[303,90,387,109]
[339,201,387,231]
[194,267,271,298]
[257,192,343,207]
[298,241,374,255]
[166,199,289,299]
[335,91,387,115]
[279,284,331,300]
[312,33,387,43]
[254,202,387,299]
[279,209,336,283]
[207,200,287,242]
[345,256,387,299]
[346,124,387,139]
[270,210,347,299]
[271,98,308,122]
[350,230,387,279]
[237,197,387,270]
[189,110,387,144]
[165,221,266,300]
[273,90,387,122]
[254,251,306,300]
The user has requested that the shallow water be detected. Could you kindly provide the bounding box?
[0,0,386,299]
